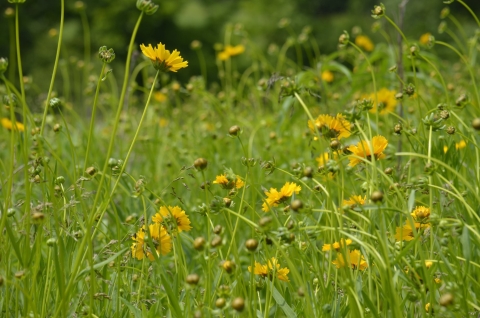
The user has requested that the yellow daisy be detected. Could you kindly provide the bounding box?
[394,222,430,242]
[410,206,430,220]
[321,70,334,83]
[419,32,431,45]
[152,206,192,232]
[367,88,397,114]
[218,44,245,61]
[332,249,368,270]
[343,195,366,208]
[308,113,351,140]
[140,42,188,72]
[131,224,172,260]
[347,135,388,167]
[262,182,301,212]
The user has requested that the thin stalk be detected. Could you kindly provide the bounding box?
[40,0,65,135]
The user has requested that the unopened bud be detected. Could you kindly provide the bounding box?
[193,158,208,170]
[245,238,258,251]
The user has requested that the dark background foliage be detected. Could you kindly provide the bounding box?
[0,0,478,88]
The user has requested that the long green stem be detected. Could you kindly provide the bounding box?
[40,0,65,135]
[83,62,106,172]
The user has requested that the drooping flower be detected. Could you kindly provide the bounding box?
[332,249,368,270]
[367,88,397,114]
[342,195,366,209]
[355,35,374,52]
[248,257,290,282]
[131,224,172,260]
[140,43,188,72]
[1,118,25,132]
[218,44,245,61]
[307,114,351,140]
[321,70,334,83]
[347,135,388,167]
[322,238,352,252]
[152,206,192,232]
[213,174,245,189]
[262,182,301,212]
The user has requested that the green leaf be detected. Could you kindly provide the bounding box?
[407,190,415,212]
[461,226,471,263]
[161,272,183,317]
[267,280,297,318]
[120,297,142,318]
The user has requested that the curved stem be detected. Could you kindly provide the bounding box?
[40,0,64,135]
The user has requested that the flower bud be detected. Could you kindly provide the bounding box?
[371,190,383,203]
[3,94,18,108]
[303,166,313,178]
[384,167,393,175]
[47,238,57,246]
[440,7,450,19]
[446,126,455,135]
[290,199,303,212]
[371,4,385,19]
[193,237,206,250]
[213,224,223,234]
[394,123,402,135]
[439,293,454,306]
[395,92,403,100]
[222,260,235,273]
[7,0,26,4]
[330,139,340,150]
[258,216,272,227]
[0,57,8,75]
[245,238,258,251]
[211,235,222,248]
[194,158,208,170]
[228,125,241,136]
[49,98,62,109]
[472,118,480,130]
[4,8,15,18]
[338,31,350,45]
[186,273,200,285]
[231,297,245,312]
[85,166,97,176]
[215,298,226,308]
[98,46,116,63]
[32,212,45,222]
[53,123,62,132]
[136,0,159,15]
[190,40,202,50]
[404,84,415,96]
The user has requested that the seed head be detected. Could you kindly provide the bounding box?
[245,238,259,251]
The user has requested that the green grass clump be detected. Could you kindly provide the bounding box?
[2,1,480,317]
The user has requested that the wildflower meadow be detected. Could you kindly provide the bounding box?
[2,0,480,317]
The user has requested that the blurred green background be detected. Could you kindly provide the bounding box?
[0,0,478,89]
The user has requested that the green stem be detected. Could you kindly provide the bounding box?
[457,0,480,27]
[83,62,106,172]
[40,0,64,135]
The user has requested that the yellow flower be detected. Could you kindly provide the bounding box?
[131,224,172,260]
[456,140,466,150]
[394,222,430,241]
[140,43,188,72]
[1,118,25,132]
[154,91,167,102]
[343,195,366,208]
[262,182,301,212]
[368,88,397,114]
[332,249,368,270]
[425,260,433,269]
[321,70,334,83]
[425,303,431,312]
[434,277,441,284]
[420,32,431,45]
[213,174,244,189]
[347,135,388,167]
[355,35,374,52]
[322,238,352,252]
[159,117,168,127]
[248,257,290,282]
[308,113,351,140]
[152,206,192,232]
[218,44,245,61]
[410,206,430,220]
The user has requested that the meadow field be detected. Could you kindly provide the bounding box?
[2,0,480,317]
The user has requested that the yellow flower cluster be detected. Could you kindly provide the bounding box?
[355,35,374,52]
[367,88,397,114]
[213,174,245,189]
[395,206,431,241]
[262,182,301,212]
[322,238,368,270]
[1,118,25,132]
[342,195,366,209]
[131,205,192,260]
[248,257,290,282]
